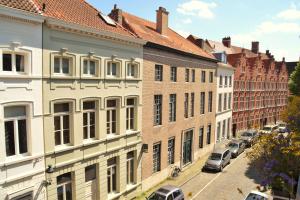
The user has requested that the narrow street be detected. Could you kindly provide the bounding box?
[181,150,263,200]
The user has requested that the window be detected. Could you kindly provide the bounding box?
[127,63,138,78]
[11,192,33,200]
[83,101,96,140]
[223,93,227,110]
[106,100,117,134]
[107,61,119,77]
[206,124,211,145]
[192,69,195,82]
[85,165,96,182]
[168,138,175,165]
[201,71,206,83]
[154,95,162,126]
[217,122,221,141]
[222,120,226,138]
[4,106,28,157]
[209,72,213,83]
[227,118,231,139]
[153,143,161,173]
[83,59,96,76]
[169,94,176,122]
[155,64,163,81]
[185,68,189,82]
[228,93,232,109]
[170,67,177,82]
[126,98,135,131]
[199,127,204,148]
[107,157,117,194]
[173,190,181,199]
[57,173,72,200]
[200,92,205,114]
[224,76,228,86]
[229,76,232,86]
[2,53,25,73]
[218,94,222,112]
[127,152,135,185]
[208,91,213,112]
[191,93,195,117]
[184,93,189,118]
[54,56,71,75]
[54,103,70,146]
[219,75,223,86]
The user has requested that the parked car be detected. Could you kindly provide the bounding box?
[228,139,245,158]
[147,185,184,200]
[260,125,278,135]
[240,130,258,147]
[276,122,287,133]
[244,191,269,200]
[203,148,231,172]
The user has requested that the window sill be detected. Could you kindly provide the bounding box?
[1,153,43,167]
[83,138,98,145]
[54,145,73,154]
[126,130,140,135]
[126,183,139,192]
[108,192,121,200]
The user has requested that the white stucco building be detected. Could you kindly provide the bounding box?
[0,4,46,200]
[214,52,235,144]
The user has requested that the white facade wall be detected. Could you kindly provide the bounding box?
[0,10,46,200]
[215,63,234,144]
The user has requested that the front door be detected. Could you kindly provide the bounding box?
[183,130,193,165]
[232,124,237,138]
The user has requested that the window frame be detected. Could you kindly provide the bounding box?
[54,102,71,147]
[192,69,195,82]
[83,101,96,140]
[209,71,213,83]
[126,98,136,131]
[169,94,176,122]
[208,91,213,113]
[106,99,118,135]
[107,157,118,194]
[81,56,101,77]
[154,95,162,126]
[155,64,163,81]
[200,92,205,115]
[127,152,135,185]
[168,137,175,165]
[126,61,140,79]
[201,71,206,83]
[170,66,177,82]
[185,68,190,82]
[153,142,161,173]
[57,172,73,200]
[53,56,72,76]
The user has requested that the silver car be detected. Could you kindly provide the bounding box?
[147,185,184,200]
[240,130,258,147]
[203,148,231,172]
[228,139,245,158]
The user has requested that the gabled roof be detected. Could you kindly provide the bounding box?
[0,0,40,14]
[121,12,215,60]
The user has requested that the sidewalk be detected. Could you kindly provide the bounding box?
[136,153,211,200]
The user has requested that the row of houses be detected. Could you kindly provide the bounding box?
[0,0,288,200]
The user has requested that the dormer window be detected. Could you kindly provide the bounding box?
[54,57,71,75]
[107,61,120,78]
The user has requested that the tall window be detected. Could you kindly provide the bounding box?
[107,61,119,77]
[209,71,213,83]
[199,126,204,148]
[228,93,232,109]
[185,68,189,82]
[191,93,195,117]
[127,152,135,185]
[224,76,228,86]
[218,94,222,112]
[127,63,137,78]
[54,103,70,146]
[222,120,226,138]
[184,93,189,118]
[229,76,232,86]
[2,53,25,73]
[155,65,163,81]
[83,101,96,140]
[219,75,223,86]
[217,122,221,141]
[208,91,213,112]
[168,138,175,165]
[153,143,161,173]
[57,173,72,200]
[201,71,206,83]
[154,95,162,126]
[227,118,231,139]
[170,67,177,82]
[4,106,28,157]
[169,94,176,122]
[192,69,195,82]
[54,56,70,75]
[223,93,227,110]
[206,124,211,145]
[126,98,135,131]
[83,59,96,76]
[106,100,117,135]
[200,92,205,114]
[107,158,117,194]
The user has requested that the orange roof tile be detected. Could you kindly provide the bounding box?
[0,0,40,13]
[122,12,215,60]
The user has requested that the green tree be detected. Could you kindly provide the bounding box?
[282,96,300,133]
[289,62,300,96]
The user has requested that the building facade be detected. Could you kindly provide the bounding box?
[110,6,218,191]
[0,3,46,200]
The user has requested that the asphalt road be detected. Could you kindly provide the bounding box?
[181,150,263,200]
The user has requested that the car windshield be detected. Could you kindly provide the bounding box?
[263,127,271,131]
[241,132,253,137]
[245,193,267,200]
[229,143,239,148]
[148,192,166,200]
[210,153,222,160]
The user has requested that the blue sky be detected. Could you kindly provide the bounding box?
[87,0,300,61]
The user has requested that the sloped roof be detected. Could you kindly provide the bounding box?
[122,11,215,60]
[0,0,40,13]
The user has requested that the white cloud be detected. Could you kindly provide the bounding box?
[256,21,300,34]
[182,18,192,24]
[277,8,300,20]
[177,0,217,19]
[176,29,190,38]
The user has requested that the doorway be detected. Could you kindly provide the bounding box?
[182,130,193,166]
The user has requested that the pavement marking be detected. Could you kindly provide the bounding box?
[190,151,246,200]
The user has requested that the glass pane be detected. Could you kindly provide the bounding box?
[54,57,60,73]
[3,54,12,71]
[57,186,63,200]
[85,165,96,182]
[112,122,116,133]
[107,100,116,108]
[90,125,95,138]
[18,119,28,154]
[63,130,70,144]
[5,121,15,156]
[55,131,61,146]
[127,99,134,106]
[83,113,88,126]
[4,106,26,118]
[112,110,116,121]
[90,61,96,75]
[57,173,72,184]
[107,63,111,75]
[54,116,60,131]
[112,63,117,76]
[62,58,69,74]
[90,113,95,125]
[16,54,25,72]
[83,60,88,74]
[63,115,69,129]
[83,127,88,139]
[54,103,69,113]
[66,183,72,200]
[107,173,111,193]
[83,101,95,110]
[112,168,117,191]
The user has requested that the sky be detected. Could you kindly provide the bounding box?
[87,0,300,61]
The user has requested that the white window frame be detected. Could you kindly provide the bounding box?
[126,62,139,79]
[82,58,98,77]
[53,56,72,76]
[154,95,162,126]
[126,152,135,185]
[1,48,31,75]
[107,159,117,194]
[126,98,136,131]
[54,103,71,147]
[167,138,175,165]
[169,94,176,122]
[106,61,120,78]
[106,99,118,135]
[57,173,72,200]
[83,101,96,140]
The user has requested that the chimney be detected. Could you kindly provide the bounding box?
[222,37,231,48]
[251,41,259,54]
[109,4,123,24]
[282,57,285,62]
[156,7,169,35]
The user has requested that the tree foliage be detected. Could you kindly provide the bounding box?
[282,96,300,133]
[289,62,300,96]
